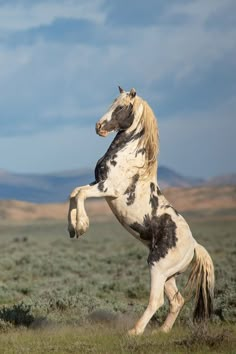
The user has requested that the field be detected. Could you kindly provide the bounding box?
[0,207,235,353]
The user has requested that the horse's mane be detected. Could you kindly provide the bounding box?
[133,97,159,178]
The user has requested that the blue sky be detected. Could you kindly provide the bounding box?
[0,0,235,178]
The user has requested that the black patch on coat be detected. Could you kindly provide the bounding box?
[102,104,134,133]
[110,154,117,166]
[171,207,179,216]
[89,181,97,186]
[130,213,178,265]
[112,104,134,130]
[156,186,162,196]
[149,183,158,216]
[98,181,105,192]
[98,181,108,192]
[95,129,145,183]
[150,182,155,193]
[124,174,139,205]
[164,205,179,216]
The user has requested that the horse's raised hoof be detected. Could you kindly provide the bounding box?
[69,229,76,238]
[75,216,89,237]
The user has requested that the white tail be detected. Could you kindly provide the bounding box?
[185,243,215,322]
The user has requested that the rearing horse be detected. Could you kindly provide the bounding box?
[68,87,214,335]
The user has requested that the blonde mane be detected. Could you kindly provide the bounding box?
[133,97,159,178]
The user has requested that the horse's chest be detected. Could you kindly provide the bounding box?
[95,153,137,188]
[95,156,109,181]
[106,187,149,223]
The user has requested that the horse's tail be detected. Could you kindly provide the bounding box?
[185,243,215,322]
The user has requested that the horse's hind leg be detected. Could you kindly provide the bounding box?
[128,266,166,336]
[160,276,184,333]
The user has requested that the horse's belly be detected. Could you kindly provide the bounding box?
[105,196,148,245]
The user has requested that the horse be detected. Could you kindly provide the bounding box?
[68,86,215,335]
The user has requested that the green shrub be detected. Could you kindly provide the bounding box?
[0,303,34,327]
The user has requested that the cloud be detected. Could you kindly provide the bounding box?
[0,0,105,32]
[163,0,234,24]
[0,8,235,136]
[0,0,235,176]
[0,40,125,136]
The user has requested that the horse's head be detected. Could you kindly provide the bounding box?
[96,86,139,137]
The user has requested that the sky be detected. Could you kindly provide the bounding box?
[0,0,235,178]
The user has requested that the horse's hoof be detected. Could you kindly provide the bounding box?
[159,325,171,333]
[128,329,136,336]
[69,229,75,238]
[128,328,142,336]
[68,224,76,238]
[76,217,89,237]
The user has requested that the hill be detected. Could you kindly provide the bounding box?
[207,173,236,186]
[0,166,203,203]
[0,185,235,222]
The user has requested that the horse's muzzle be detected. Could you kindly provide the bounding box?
[96,122,108,137]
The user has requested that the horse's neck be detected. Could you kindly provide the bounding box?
[96,119,159,183]
[107,128,143,156]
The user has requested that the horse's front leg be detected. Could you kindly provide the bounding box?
[68,182,117,238]
[68,184,89,238]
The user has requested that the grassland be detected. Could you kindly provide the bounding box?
[0,214,235,353]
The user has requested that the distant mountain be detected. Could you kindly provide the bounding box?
[0,169,93,203]
[0,166,232,204]
[207,173,236,186]
[157,166,204,188]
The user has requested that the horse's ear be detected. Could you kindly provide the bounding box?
[129,88,136,98]
[118,86,125,94]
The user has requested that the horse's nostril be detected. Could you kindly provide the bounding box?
[96,122,101,132]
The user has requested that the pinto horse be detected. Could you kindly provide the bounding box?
[68,87,214,335]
